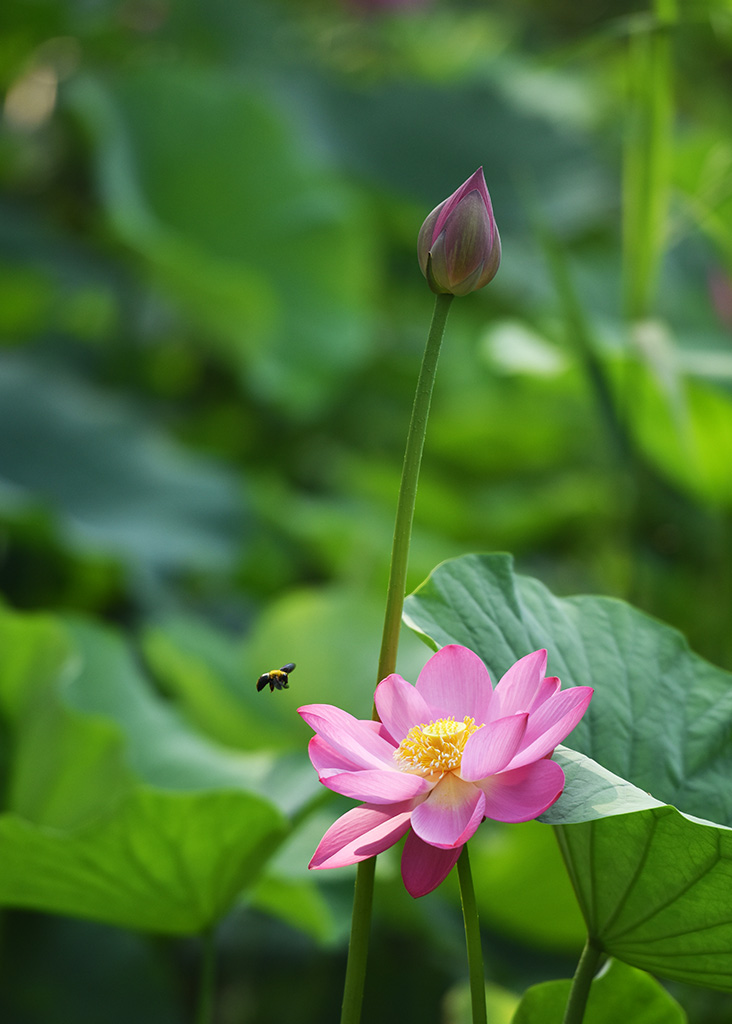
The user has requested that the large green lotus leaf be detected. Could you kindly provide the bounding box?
[66,68,376,417]
[0,355,243,574]
[60,618,320,819]
[141,613,294,753]
[0,787,283,934]
[403,554,732,988]
[543,748,732,985]
[511,958,687,1023]
[0,607,312,932]
[0,608,131,829]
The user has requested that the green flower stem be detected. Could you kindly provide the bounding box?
[622,0,676,321]
[457,845,487,1024]
[195,927,217,1024]
[562,936,604,1024]
[340,857,376,1024]
[339,291,455,1024]
[376,291,455,687]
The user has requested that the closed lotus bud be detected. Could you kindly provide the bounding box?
[417,167,501,297]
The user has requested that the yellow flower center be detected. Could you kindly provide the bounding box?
[394,716,482,777]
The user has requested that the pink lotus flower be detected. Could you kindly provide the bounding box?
[299,645,592,897]
[417,167,501,297]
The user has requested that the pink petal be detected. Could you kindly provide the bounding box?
[309,802,413,869]
[309,734,362,775]
[528,676,561,712]
[321,768,434,805]
[491,650,547,719]
[298,704,396,770]
[361,720,394,741]
[507,686,594,770]
[431,167,491,244]
[309,730,402,778]
[442,191,491,285]
[374,673,434,745]
[410,773,485,849]
[415,645,493,724]
[401,831,462,898]
[478,758,565,822]
[460,713,528,781]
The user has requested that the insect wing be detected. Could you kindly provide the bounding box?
[257,662,295,692]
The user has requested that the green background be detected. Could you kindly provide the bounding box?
[1,0,732,1020]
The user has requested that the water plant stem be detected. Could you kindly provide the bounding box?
[195,927,217,1024]
[339,291,454,1024]
[340,856,376,1024]
[622,0,676,321]
[562,936,603,1024]
[376,291,454,686]
[457,845,487,1024]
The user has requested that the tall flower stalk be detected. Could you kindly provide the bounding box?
[457,846,487,1024]
[376,290,455,687]
[304,168,505,1024]
[340,289,454,1024]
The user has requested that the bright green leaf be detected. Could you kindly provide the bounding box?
[444,981,519,1024]
[512,959,687,1023]
[610,352,732,507]
[0,787,284,934]
[403,553,732,988]
[0,607,313,933]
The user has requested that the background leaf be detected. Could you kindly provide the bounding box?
[0,354,244,574]
[68,67,378,417]
[0,787,284,934]
[0,606,313,933]
[511,959,687,1023]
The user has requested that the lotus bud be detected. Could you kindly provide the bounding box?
[417,167,501,297]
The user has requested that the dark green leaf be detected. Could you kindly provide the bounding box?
[0,355,243,573]
[67,68,377,417]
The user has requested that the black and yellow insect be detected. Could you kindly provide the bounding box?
[257,662,296,692]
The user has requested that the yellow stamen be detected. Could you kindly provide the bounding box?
[394,716,482,777]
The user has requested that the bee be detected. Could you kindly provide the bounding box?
[257,662,296,693]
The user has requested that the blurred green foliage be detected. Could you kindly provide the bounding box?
[2,0,732,1021]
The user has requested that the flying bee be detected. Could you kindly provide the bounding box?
[257,662,296,693]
